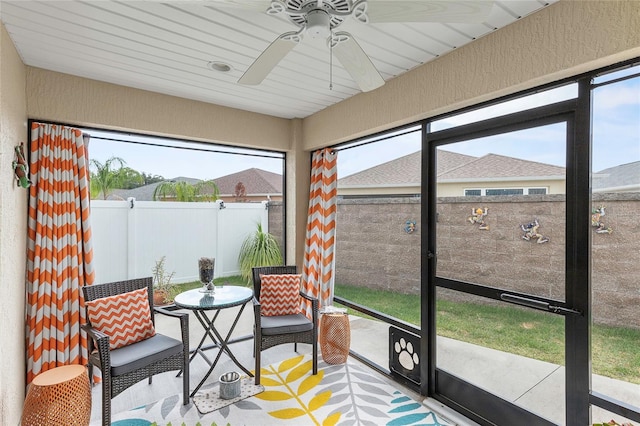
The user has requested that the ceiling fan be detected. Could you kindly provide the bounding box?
[219,1,495,92]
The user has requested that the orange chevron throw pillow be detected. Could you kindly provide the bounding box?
[259,274,302,316]
[86,287,156,350]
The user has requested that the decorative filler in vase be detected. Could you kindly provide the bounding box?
[198,257,215,293]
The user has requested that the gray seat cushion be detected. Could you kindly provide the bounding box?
[108,334,183,376]
[261,313,314,336]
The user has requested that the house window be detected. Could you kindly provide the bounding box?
[528,188,547,195]
[464,188,547,196]
[486,188,523,196]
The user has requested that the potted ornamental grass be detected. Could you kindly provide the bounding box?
[238,223,283,284]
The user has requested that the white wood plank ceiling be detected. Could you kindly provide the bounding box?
[1,0,556,119]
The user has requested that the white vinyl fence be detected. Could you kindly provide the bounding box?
[90,199,269,285]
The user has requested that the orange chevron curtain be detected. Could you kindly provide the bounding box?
[302,148,337,317]
[25,122,95,384]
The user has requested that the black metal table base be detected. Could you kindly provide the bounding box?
[187,301,253,397]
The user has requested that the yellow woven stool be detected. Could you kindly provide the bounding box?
[22,364,91,426]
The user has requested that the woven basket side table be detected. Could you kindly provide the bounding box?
[319,312,351,365]
[22,364,91,426]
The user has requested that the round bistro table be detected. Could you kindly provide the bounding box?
[174,286,254,397]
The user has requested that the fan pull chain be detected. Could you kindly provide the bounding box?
[329,31,333,91]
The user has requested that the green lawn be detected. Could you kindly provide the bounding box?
[335,283,640,384]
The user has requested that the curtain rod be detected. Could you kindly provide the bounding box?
[332,127,420,152]
[88,135,284,160]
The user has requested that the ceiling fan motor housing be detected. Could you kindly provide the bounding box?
[306,9,331,38]
[285,0,351,32]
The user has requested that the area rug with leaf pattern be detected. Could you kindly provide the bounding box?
[104,354,450,426]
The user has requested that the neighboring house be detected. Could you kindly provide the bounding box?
[338,150,567,197]
[338,150,476,198]
[214,168,283,202]
[592,161,640,193]
[437,153,566,197]
[108,169,282,202]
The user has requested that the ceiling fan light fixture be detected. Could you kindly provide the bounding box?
[306,9,331,39]
[207,61,233,72]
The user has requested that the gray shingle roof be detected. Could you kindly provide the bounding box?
[214,168,282,196]
[593,161,640,190]
[338,150,477,187]
[437,154,566,181]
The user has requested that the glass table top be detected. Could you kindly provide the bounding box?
[173,286,253,310]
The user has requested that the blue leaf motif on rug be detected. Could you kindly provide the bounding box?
[387,391,448,426]
[112,419,152,426]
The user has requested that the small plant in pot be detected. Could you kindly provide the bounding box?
[238,223,283,284]
[152,256,176,305]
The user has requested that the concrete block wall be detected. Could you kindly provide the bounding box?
[267,202,285,261]
[335,198,422,294]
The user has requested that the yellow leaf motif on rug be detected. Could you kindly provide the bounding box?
[254,355,339,425]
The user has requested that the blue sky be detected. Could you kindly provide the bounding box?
[338,77,639,177]
[89,75,638,180]
[88,133,284,180]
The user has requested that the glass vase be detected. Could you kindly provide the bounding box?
[198,257,215,293]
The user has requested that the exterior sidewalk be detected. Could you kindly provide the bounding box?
[349,316,640,425]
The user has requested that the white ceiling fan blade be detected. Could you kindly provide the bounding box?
[202,0,272,10]
[140,0,271,10]
[331,32,384,93]
[239,32,302,85]
[366,1,494,23]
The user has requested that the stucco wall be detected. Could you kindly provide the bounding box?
[26,67,292,151]
[0,22,28,426]
[302,1,640,148]
[328,194,640,329]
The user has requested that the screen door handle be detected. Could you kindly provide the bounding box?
[500,293,582,316]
